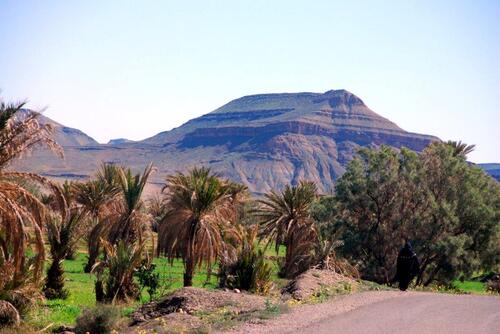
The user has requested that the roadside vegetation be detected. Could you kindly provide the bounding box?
[0,95,499,333]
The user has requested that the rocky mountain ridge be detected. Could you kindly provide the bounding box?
[10,89,453,194]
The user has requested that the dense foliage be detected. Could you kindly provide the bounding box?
[334,143,500,285]
[135,261,160,302]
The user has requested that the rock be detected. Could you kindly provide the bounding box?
[0,300,20,328]
[234,288,241,294]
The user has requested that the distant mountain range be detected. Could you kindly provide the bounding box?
[11,89,497,194]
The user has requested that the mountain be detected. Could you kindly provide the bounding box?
[11,90,439,194]
[478,163,500,182]
[107,138,134,145]
[19,110,99,147]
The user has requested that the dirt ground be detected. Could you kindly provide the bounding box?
[126,287,268,333]
[282,268,356,301]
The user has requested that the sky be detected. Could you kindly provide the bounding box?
[0,0,499,163]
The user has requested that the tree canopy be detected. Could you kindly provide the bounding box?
[333,143,500,285]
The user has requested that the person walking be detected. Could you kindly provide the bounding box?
[393,241,420,291]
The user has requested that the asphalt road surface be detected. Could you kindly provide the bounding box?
[297,293,500,334]
[226,291,500,334]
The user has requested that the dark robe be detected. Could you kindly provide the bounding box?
[393,242,420,291]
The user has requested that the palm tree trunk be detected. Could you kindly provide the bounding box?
[184,257,195,287]
[84,220,102,273]
[84,250,98,273]
[184,223,197,287]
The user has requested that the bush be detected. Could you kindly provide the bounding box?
[219,227,273,294]
[92,241,142,303]
[135,260,160,302]
[75,305,122,334]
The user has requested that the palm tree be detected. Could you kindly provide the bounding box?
[44,185,88,299]
[107,163,154,244]
[93,164,153,302]
[0,96,62,307]
[218,225,273,294]
[74,163,121,272]
[254,181,318,278]
[147,193,169,233]
[157,167,248,287]
[446,140,475,158]
[92,239,144,303]
[0,100,62,167]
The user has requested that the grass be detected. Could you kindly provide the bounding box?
[453,280,487,294]
[26,252,218,330]
[25,243,287,330]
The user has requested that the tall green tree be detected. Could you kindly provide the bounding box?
[416,142,499,284]
[335,143,500,286]
[335,146,417,282]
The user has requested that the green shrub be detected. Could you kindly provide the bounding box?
[135,260,160,302]
[219,227,273,294]
[74,305,122,334]
[93,241,142,303]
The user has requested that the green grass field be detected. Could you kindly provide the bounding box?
[27,253,217,329]
[25,244,287,329]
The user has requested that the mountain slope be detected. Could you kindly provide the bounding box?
[19,110,99,146]
[12,90,439,194]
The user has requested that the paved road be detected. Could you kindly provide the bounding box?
[298,293,500,334]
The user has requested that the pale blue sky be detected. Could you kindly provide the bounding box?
[0,0,498,162]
